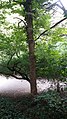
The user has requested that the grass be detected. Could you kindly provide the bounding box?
[0,90,67,119]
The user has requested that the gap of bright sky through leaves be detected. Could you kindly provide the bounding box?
[53,0,67,10]
[1,0,67,33]
[1,0,67,10]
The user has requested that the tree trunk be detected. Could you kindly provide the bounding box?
[25,0,37,95]
[57,81,60,92]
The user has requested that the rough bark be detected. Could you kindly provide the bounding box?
[24,0,37,95]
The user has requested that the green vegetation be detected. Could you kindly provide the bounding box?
[0,1,67,118]
[0,0,67,94]
[0,90,67,119]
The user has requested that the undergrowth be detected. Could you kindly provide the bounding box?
[0,90,67,119]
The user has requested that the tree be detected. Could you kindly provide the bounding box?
[0,0,67,94]
[0,0,51,95]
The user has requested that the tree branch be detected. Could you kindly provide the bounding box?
[10,74,23,79]
[6,53,30,82]
[45,1,59,10]
[14,17,27,27]
[7,53,15,72]
[59,0,66,11]
[36,17,67,40]
[45,0,67,14]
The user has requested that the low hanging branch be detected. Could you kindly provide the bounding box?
[7,53,30,82]
[36,17,67,40]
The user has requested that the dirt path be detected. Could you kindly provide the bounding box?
[0,76,51,97]
[0,76,66,97]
